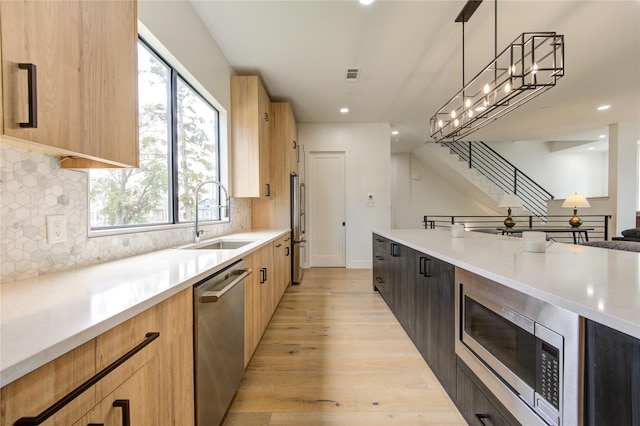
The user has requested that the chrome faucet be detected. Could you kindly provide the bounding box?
[194,180,230,243]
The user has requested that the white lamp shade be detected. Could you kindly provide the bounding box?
[498,194,523,208]
[561,193,590,208]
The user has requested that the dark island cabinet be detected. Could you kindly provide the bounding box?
[415,250,456,398]
[371,234,456,399]
[456,358,521,426]
[584,320,640,426]
[372,234,391,304]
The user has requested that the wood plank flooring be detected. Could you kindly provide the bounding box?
[223,268,467,426]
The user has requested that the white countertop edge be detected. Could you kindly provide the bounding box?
[0,229,289,387]
[373,228,640,340]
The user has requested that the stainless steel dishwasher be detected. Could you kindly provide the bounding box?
[193,260,251,426]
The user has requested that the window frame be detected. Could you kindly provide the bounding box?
[88,35,228,236]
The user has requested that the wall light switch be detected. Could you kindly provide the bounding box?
[47,214,67,244]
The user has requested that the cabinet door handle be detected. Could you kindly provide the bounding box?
[475,414,495,426]
[285,247,290,256]
[419,256,426,276]
[375,255,383,261]
[264,112,269,122]
[375,277,384,284]
[14,333,159,425]
[293,140,297,149]
[266,183,271,197]
[276,243,282,248]
[18,63,38,128]
[265,267,268,282]
[424,258,431,277]
[260,268,266,284]
[113,400,130,426]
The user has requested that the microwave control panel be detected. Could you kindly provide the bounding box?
[537,341,560,409]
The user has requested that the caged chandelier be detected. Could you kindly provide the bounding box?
[430,0,565,142]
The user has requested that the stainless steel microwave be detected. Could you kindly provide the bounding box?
[455,268,582,426]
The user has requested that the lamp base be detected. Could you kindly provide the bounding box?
[504,208,516,228]
[569,208,582,228]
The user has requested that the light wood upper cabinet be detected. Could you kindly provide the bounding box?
[231,75,271,198]
[0,0,139,169]
[252,101,298,228]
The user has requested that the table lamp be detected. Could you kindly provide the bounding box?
[561,193,590,228]
[498,194,523,228]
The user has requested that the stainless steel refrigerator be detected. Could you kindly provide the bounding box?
[290,173,305,284]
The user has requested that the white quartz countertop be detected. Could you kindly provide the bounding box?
[0,229,289,387]
[374,229,640,340]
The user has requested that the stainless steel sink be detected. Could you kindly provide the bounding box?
[179,239,255,250]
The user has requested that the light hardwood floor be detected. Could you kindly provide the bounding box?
[222,268,467,426]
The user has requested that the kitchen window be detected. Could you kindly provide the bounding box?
[89,38,223,231]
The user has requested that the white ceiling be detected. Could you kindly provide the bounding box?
[189,0,640,153]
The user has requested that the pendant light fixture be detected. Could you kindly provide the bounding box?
[430,0,565,142]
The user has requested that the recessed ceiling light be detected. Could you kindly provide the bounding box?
[340,107,349,113]
[597,105,611,111]
[359,0,374,5]
[599,134,606,139]
[391,130,399,135]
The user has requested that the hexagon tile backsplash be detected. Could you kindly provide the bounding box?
[0,144,251,283]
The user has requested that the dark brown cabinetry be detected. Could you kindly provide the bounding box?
[411,248,456,398]
[371,234,456,399]
[584,320,640,426]
[456,358,521,426]
[372,234,390,300]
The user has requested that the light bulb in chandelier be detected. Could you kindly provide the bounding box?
[468,109,473,118]
[451,110,457,119]
[531,63,538,75]
[465,98,471,108]
[483,84,491,94]
[504,82,511,94]
[438,119,443,128]
[454,118,460,127]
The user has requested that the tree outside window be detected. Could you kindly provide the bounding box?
[90,40,220,230]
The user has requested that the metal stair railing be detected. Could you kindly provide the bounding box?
[423,214,612,242]
[441,141,554,218]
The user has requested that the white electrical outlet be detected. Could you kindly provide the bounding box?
[46,214,67,244]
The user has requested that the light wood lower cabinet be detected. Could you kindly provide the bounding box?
[244,244,273,367]
[0,288,194,426]
[244,239,290,367]
[274,234,292,301]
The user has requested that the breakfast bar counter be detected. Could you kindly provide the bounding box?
[373,228,640,339]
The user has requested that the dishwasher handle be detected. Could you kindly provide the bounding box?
[199,269,252,303]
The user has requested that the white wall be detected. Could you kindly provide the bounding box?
[391,153,496,229]
[139,1,234,112]
[608,122,640,234]
[298,123,391,269]
[485,140,608,198]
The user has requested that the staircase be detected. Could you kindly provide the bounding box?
[421,141,554,218]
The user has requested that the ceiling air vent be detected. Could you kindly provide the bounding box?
[345,68,360,82]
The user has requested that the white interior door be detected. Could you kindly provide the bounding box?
[308,151,345,267]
